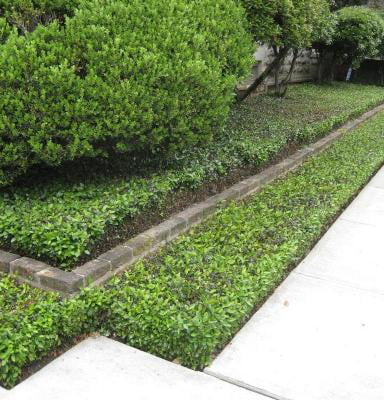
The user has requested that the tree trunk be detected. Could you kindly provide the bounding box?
[275,49,300,98]
[317,48,335,83]
[237,46,290,102]
[273,46,288,95]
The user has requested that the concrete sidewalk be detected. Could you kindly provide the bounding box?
[206,166,384,400]
[2,336,266,400]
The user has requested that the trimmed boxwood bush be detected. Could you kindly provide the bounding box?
[333,6,384,67]
[0,17,11,43]
[315,6,384,82]
[0,0,254,186]
[0,0,79,33]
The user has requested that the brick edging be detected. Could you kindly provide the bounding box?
[1,104,384,296]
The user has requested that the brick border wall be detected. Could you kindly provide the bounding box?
[1,104,383,296]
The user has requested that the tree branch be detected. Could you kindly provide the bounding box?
[237,47,289,102]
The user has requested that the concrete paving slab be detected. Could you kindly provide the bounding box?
[366,166,384,190]
[206,274,384,400]
[340,185,384,227]
[0,387,8,399]
[295,218,384,294]
[4,336,265,400]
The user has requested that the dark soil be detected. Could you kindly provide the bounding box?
[73,143,298,268]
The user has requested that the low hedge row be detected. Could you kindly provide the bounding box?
[2,109,384,388]
[0,277,105,387]
[0,0,254,186]
[1,83,384,269]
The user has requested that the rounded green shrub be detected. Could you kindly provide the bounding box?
[333,6,384,67]
[240,0,332,49]
[0,17,12,43]
[0,0,254,186]
[330,0,366,11]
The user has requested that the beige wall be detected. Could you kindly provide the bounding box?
[238,45,318,92]
[368,0,384,7]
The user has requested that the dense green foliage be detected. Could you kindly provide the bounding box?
[330,0,366,11]
[0,0,254,186]
[241,0,332,47]
[2,109,384,388]
[1,83,383,269]
[0,276,105,387]
[333,6,384,67]
[239,0,333,96]
[0,0,79,33]
[0,17,11,43]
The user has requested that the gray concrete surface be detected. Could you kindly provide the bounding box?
[206,167,384,400]
[0,387,8,399]
[368,167,384,190]
[296,218,384,294]
[4,336,265,400]
[340,185,384,227]
[206,274,384,400]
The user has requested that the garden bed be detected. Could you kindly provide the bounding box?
[2,109,384,389]
[1,82,384,271]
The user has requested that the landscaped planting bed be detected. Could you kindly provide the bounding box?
[1,83,384,270]
[2,110,384,389]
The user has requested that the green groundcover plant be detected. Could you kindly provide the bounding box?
[2,110,384,388]
[0,83,383,269]
[0,0,254,186]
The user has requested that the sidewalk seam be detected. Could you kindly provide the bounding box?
[292,270,384,297]
[203,369,293,400]
[368,184,384,191]
[339,216,379,228]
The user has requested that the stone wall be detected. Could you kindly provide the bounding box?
[238,45,319,93]
[368,0,384,8]
[238,2,384,94]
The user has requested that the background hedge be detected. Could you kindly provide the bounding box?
[0,0,79,33]
[333,6,384,67]
[0,0,254,186]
